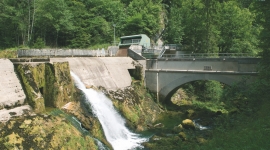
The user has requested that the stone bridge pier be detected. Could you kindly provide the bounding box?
[144,58,260,103]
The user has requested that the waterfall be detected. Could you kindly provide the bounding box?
[71,72,147,150]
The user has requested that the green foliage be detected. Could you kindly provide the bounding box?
[0,50,17,58]
[0,0,265,53]
[162,0,261,53]
[124,0,162,38]
[216,1,261,54]
[181,80,224,102]
[32,37,45,49]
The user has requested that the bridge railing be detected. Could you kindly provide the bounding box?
[161,53,258,59]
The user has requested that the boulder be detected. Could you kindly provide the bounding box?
[173,124,183,133]
[196,137,207,144]
[178,132,187,141]
[153,123,164,128]
[182,119,195,129]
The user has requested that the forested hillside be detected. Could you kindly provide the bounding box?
[0,0,266,54]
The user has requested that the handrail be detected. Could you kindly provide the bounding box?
[161,53,259,59]
[158,46,166,58]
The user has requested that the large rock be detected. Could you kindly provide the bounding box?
[182,119,195,129]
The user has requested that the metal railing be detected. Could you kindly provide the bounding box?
[17,49,118,57]
[161,53,258,59]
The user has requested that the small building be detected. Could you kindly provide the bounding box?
[116,34,151,56]
[119,34,150,48]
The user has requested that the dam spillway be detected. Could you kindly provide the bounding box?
[50,57,135,90]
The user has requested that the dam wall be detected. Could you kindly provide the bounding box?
[50,57,136,90]
[0,59,30,122]
[0,57,135,121]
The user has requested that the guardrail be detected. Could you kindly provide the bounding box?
[17,48,118,57]
[161,53,258,59]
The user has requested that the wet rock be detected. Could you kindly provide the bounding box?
[196,137,207,144]
[186,109,195,118]
[151,135,162,141]
[153,123,164,128]
[173,124,183,133]
[178,132,187,141]
[182,119,195,129]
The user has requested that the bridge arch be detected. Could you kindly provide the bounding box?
[158,73,239,103]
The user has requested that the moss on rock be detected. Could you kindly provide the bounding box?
[0,114,99,150]
[15,64,45,113]
[106,82,161,131]
[15,62,75,113]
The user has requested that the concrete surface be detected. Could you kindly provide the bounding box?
[0,59,31,122]
[50,57,135,90]
[0,105,32,122]
[0,59,26,109]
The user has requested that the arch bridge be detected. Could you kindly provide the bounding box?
[144,55,260,103]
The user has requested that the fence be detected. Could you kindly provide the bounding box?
[161,53,258,59]
[17,48,119,57]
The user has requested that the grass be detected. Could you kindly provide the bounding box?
[192,100,229,113]
[199,97,270,149]
[88,43,112,50]
[0,49,17,58]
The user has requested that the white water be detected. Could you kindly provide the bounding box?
[71,72,147,150]
[193,119,210,130]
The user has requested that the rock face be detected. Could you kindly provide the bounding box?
[61,101,111,149]
[0,59,31,122]
[105,83,162,131]
[15,62,75,112]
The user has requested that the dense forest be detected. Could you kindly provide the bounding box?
[0,1,270,149]
[0,0,267,54]
[0,0,269,98]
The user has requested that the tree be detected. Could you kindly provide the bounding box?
[35,0,74,47]
[217,1,260,54]
[0,0,36,48]
[254,0,270,96]
[124,0,163,40]
[162,2,184,44]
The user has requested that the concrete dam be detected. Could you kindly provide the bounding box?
[0,57,136,122]
[50,57,135,90]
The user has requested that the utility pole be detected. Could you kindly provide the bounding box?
[113,24,116,46]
